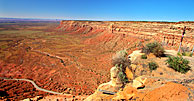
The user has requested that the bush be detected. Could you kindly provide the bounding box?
[141,42,165,57]
[180,46,192,57]
[141,54,147,59]
[112,50,131,83]
[182,52,192,57]
[181,46,190,53]
[153,45,165,57]
[148,62,158,71]
[116,64,128,83]
[177,52,182,56]
[141,47,150,55]
[112,50,130,68]
[166,56,191,73]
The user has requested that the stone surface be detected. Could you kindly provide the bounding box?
[147,53,156,59]
[110,66,123,86]
[128,50,144,63]
[85,66,124,100]
[113,85,137,100]
[141,82,190,101]
[125,66,134,81]
[132,76,147,89]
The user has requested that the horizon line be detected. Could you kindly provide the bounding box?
[0,17,194,23]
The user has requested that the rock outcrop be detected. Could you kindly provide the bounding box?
[85,64,125,100]
[85,49,194,100]
[85,50,147,100]
[58,20,194,50]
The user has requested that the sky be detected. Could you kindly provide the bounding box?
[0,0,194,21]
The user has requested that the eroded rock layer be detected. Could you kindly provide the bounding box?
[59,20,194,49]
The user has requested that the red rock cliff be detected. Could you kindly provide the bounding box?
[58,20,194,49]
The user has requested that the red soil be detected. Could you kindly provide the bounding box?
[0,79,49,100]
[137,82,190,101]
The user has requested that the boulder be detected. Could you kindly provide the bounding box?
[125,66,134,81]
[128,50,144,63]
[147,53,156,59]
[132,76,147,89]
[113,84,137,100]
[110,66,123,86]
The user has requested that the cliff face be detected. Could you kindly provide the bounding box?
[58,20,194,49]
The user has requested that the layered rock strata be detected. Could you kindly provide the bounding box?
[59,21,194,49]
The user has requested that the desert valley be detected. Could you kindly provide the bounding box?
[0,20,194,100]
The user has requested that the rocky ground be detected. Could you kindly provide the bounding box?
[85,50,194,100]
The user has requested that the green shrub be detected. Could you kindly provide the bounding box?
[141,42,165,57]
[141,54,147,59]
[177,52,182,56]
[148,62,158,71]
[141,47,150,55]
[153,45,165,57]
[166,56,191,73]
[182,52,192,57]
[116,64,128,83]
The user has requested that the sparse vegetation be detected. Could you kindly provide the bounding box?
[181,46,192,57]
[181,46,190,53]
[166,56,191,73]
[141,54,147,59]
[148,62,158,71]
[112,50,131,83]
[141,41,165,57]
[177,52,182,56]
[116,64,128,83]
[182,52,192,57]
[177,46,192,57]
[112,50,130,68]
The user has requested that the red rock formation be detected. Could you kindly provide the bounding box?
[59,20,194,50]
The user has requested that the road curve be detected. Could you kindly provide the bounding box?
[0,77,64,95]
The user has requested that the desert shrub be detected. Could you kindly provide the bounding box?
[180,46,192,57]
[112,50,131,83]
[166,56,190,73]
[112,50,130,68]
[141,54,147,59]
[182,52,192,57]
[116,64,128,83]
[153,45,165,57]
[141,42,165,57]
[181,46,190,53]
[177,52,182,56]
[148,62,158,71]
[141,47,150,55]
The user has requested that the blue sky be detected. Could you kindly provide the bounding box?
[0,0,194,21]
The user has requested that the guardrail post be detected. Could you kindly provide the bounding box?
[191,45,194,57]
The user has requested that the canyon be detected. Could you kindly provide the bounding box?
[59,20,194,49]
[0,20,194,100]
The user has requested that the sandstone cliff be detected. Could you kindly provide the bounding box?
[58,20,194,50]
